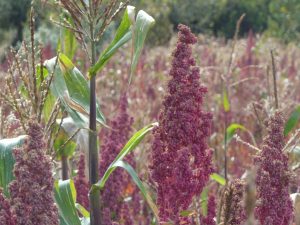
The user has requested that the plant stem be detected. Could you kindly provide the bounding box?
[88,1,101,224]
[270,50,278,109]
[61,156,69,180]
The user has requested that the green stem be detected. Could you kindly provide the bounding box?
[88,1,101,224]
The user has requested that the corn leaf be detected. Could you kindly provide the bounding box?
[54,179,81,225]
[94,122,158,190]
[0,135,26,197]
[284,105,300,136]
[129,10,155,84]
[58,53,106,126]
[75,203,90,218]
[92,122,158,219]
[89,6,135,76]
[44,57,89,128]
[111,160,159,220]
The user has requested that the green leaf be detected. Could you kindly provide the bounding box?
[210,173,226,185]
[200,187,208,216]
[105,160,159,220]
[54,179,81,225]
[44,57,88,128]
[284,106,300,136]
[43,92,56,122]
[59,19,78,60]
[80,218,90,225]
[92,122,158,219]
[0,135,26,197]
[44,56,106,128]
[223,89,230,112]
[89,6,135,76]
[225,123,247,145]
[75,203,90,218]
[129,10,155,84]
[94,122,158,190]
[58,53,106,126]
[53,126,77,160]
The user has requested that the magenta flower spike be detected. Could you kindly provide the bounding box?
[149,24,214,223]
[254,111,293,225]
[9,122,59,225]
[0,189,15,225]
[99,93,140,224]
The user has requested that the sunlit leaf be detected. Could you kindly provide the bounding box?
[58,18,78,60]
[210,173,226,185]
[92,122,158,219]
[89,6,135,76]
[225,123,247,145]
[44,57,88,128]
[75,203,90,218]
[94,122,158,190]
[0,135,26,197]
[44,56,106,128]
[58,53,106,126]
[129,10,155,83]
[284,106,300,136]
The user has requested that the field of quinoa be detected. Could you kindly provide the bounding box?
[0,1,300,225]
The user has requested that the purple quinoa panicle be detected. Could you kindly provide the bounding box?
[200,195,216,225]
[149,24,214,223]
[99,93,140,223]
[254,111,293,225]
[221,179,246,225]
[74,153,89,210]
[0,189,15,225]
[9,121,59,225]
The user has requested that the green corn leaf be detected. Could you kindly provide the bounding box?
[80,218,90,225]
[75,203,90,218]
[92,122,158,219]
[44,56,106,128]
[0,135,26,197]
[129,10,155,84]
[89,6,135,76]
[54,179,81,225]
[225,123,247,145]
[210,173,226,185]
[43,92,56,122]
[284,106,300,136]
[44,57,89,128]
[94,122,157,189]
[58,53,106,126]
[103,160,159,221]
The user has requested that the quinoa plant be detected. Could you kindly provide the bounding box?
[254,111,293,225]
[149,24,214,223]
